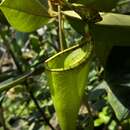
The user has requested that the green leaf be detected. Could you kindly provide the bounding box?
[0,71,18,82]
[91,13,130,66]
[107,88,129,121]
[66,13,130,66]
[92,13,130,44]
[98,13,130,27]
[66,15,85,35]
[0,0,50,32]
[97,80,129,121]
[30,35,41,53]
[0,70,33,92]
[69,0,119,11]
[105,46,130,120]
[92,13,130,120]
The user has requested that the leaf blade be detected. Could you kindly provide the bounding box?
[0,70,33,92]
[0,0,50,32]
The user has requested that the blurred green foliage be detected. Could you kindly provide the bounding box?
[0,0,130,130]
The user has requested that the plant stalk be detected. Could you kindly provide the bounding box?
[29,90,55,130]
[6,38,55,130]
[58,5,67,51]
[0,96,7,130]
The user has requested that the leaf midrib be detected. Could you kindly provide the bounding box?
[0,5,50,17]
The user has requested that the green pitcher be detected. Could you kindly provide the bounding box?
[44,41,93,130]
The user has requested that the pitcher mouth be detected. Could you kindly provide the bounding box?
[44,41,93,72]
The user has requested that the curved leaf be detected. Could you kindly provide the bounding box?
[98,13,130,27]
[68,0,119,12]
[105,46,130,120]
[91,13,130,66]
[0,0,50,32]
[97,80,129,121]
[66,13,130,66]
[0,70,33,92]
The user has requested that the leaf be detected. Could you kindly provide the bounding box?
[92,13,130,44]
[69,0,119,12]
[66,15,85,35]
[97,80,129,121]
[39,0,48,8]
[66,13,130,65]
[62,10,81,20]
[105,46,130,120]
[30,35,41,53]
[91,13,130,120]
[0,71,18,82]
[98,13,130,27]
[0,70,33,92]
[15,32,28,46]
[91,13,130,66]
[0,0,50,32]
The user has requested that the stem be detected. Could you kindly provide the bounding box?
[58,5,66,51]
[83,94,94,130]
[0,106,7,130]
[3,39,23,72]
[29,91,55,130]
[85,99,92,116]
[0,96,7,130]
[6,39,54,129]
[58,5,63,51]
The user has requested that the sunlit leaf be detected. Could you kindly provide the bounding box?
[0,0,50,32]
